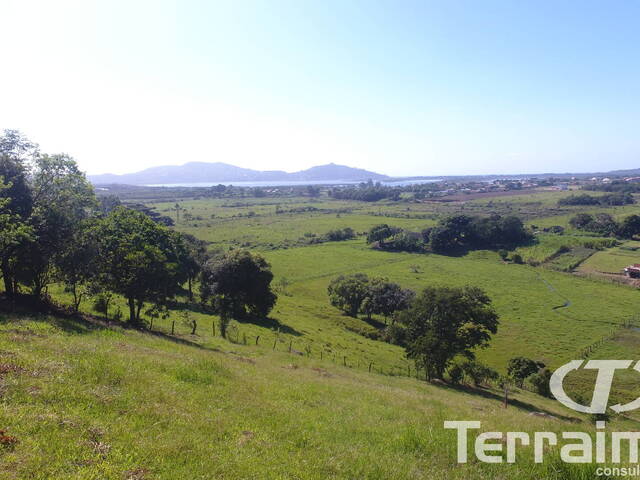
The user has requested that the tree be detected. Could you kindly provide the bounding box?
[398,286,499,380]
[0,169,33,296]
[366,224,399,244]
[617,214,640,239]
[428,225,457,253]
[94,207,184,323]
[174,233,209,301]
[327,273,370,317]
[507,356,545,387]
[200,250,277,324]
[361,279,414,322]
[0,130,37,296]
[460,360,499,387]
[528,368,553,397]
[569,213,594,230]
[55,219,99,311]
[17,154,97,297]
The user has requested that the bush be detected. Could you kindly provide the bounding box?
[461,360,499,387]
[447,363,464,385]
[528,368,552,397]
[381,323,407,346]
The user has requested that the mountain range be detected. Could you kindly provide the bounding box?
[88,162,389,185]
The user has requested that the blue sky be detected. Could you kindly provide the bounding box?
[1,0,639,176]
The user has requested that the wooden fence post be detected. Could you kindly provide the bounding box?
[368,362,372,373]
[171,320,175,335]
[255,335,260,345]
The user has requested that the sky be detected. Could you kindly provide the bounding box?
[1,0,639,177]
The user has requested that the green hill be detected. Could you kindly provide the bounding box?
[0,310,631,479]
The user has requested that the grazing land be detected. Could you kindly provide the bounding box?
[6,171,640,478]
[2,311,639,479]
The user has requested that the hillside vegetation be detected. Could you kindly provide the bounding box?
[0,310,631,480]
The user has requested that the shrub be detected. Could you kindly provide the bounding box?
[447,363,464,385]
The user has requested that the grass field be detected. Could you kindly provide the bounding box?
[0,311,637,479]
[578,241,640,274]
[9,189,640,478]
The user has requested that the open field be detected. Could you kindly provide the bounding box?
[0,311,637,479]
[9,187,640,478]
[578,241,640,274]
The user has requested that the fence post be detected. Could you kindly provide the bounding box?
[368,362,372,373]
[255,335,260,345]
[171,320,175,335]
[211,320,215,337]
[288,340,292,353]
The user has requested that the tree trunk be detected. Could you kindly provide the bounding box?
[127,297,136,323]
[135,300,144,322]
[1,259,14,297]
[3,273,13,297]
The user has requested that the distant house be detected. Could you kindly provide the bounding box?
[623,264,640,278]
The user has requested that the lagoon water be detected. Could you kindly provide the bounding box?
[146,179,442,188]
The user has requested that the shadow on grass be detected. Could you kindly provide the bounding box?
[235,315,302,336]
[171,300,303,336]
[436,381,581,423]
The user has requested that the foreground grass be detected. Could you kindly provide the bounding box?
[0,313,633,479]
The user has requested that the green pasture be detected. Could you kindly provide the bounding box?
[0,312,636,479]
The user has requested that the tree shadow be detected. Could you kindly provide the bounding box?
[360,316,387,330]
[169,300,302,336]
[437,382,581,423]
[235,315,302,336]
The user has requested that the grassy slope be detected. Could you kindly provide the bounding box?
[0,312,632,480]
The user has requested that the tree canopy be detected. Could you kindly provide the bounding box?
[398,286,499,380]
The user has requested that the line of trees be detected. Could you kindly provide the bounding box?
[327,274,414,320]
[569,212,640,239]
[365,214,532,254]
[558,192,634,207]
[329,181,400,202]
[0,130,277,331]
[327,273,500,381]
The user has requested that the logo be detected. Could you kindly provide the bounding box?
[550,359,640,414]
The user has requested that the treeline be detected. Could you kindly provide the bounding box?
[583,180,640,194]
[328,277,499,381]
[365,214,532,254]
[569,212,640,239]
[558,192,634,206]
[326,273,554,395]
[0,131,277,332]
[328,181,400,202]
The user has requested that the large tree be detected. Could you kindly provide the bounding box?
[399,286,499,380]
[0,130,37,296]
[16,154,97,297]
[94,207,185,323]
[200,250,277,333]
[361,278,414,322]
[178,233,210,300]
[327,273,370,317]
[507,356,545,388]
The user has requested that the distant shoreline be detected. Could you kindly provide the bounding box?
[143,179,443,188]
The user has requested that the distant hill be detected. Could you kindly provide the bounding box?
[89,162,389,185]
